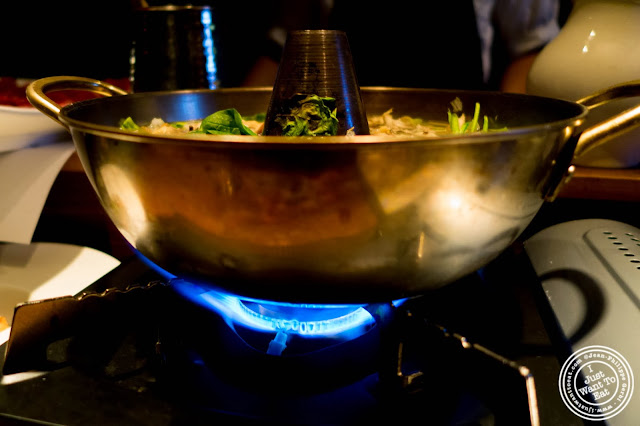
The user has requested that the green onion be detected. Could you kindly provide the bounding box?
[468,102,480,133]
[447,101,503,134]
[448,110,460,133]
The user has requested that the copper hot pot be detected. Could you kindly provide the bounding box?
[27,76,640,303]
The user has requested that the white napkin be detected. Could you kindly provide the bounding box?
[0,141,75,244]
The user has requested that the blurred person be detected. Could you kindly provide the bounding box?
[243,0,564,93]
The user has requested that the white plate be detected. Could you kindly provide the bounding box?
[0,104,68,153]
[0,242,121,346]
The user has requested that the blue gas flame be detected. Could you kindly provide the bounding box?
[134,251,406,341]
[171,279,406,340]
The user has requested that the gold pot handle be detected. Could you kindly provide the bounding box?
[26,76,129,129]
[574,79,640,159]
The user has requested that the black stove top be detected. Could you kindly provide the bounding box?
[0,244,584,425]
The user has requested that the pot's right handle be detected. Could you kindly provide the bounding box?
[26,76,129,129]
[573,80,640,159]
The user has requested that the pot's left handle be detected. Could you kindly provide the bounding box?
[26,76,129,129]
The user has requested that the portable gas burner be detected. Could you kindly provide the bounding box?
[0,239,584,425]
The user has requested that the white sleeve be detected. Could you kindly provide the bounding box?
[473,0,560,81]
[493,0,561,58]
[473,0,498,82]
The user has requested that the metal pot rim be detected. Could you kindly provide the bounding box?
[57,86,589,148]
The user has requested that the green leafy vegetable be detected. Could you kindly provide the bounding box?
[275,94,339,136]
[194,108,257,135]
[243,112,266,122]
[120,116,139,130]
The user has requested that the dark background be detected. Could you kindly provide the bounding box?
[0,1,276,87]
[1,1,572,88]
